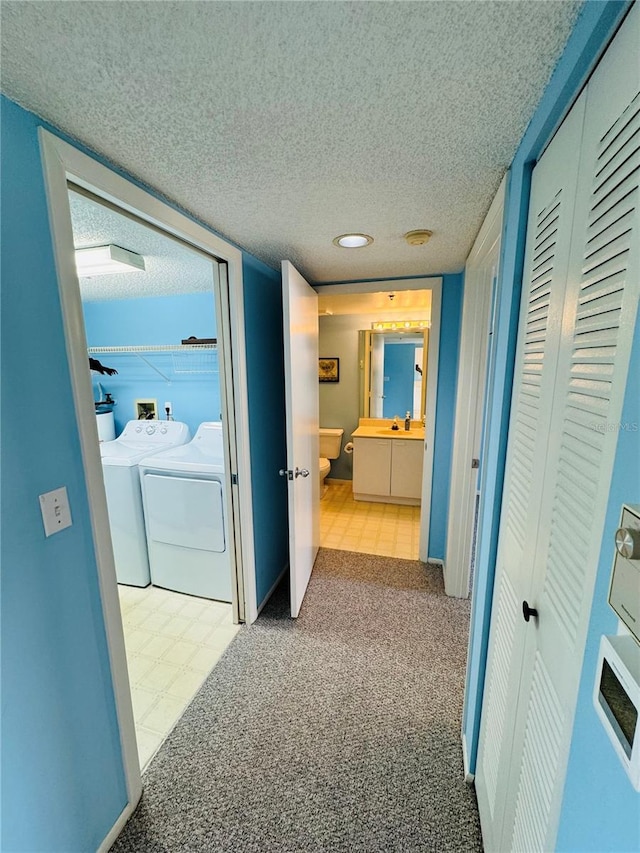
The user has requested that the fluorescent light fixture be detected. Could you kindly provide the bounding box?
[333,233,373,248]
[75,244,145,276]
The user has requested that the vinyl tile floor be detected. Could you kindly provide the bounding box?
[320,481,421,559]
[118,584,240,771]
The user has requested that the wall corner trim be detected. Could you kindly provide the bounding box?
[97,790,143,853]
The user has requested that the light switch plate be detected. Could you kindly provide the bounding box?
[39,486,72,537]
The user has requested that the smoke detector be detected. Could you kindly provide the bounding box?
[404,229,433,246]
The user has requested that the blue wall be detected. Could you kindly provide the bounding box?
[0,93,290,846]
[462,0,633,778]
[84,292,221,435]
[242,255,289,607]
[1,96,127,852]
[382,341,417,419]
[556,313,640,852]
[428,272,464,560]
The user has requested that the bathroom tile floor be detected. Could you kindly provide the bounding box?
[320,481,421,559]
[118,584,240,771]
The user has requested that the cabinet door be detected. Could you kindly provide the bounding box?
[353,438,391,495]
[390,440,424,498]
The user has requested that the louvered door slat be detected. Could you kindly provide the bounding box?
[480,574,519,816]
[511,654,563,853]
[503,189,561,546]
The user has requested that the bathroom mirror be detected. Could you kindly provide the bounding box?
[359,329,428,420]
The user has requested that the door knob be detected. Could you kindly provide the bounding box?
[522,600,539,622]
[295,467,310,478]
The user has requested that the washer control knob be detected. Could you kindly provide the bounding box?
[135,426,142,433]
[146,425,156,435]
[160,427,168,434]
[615,527,640,560]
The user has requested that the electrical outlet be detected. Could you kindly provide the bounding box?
[39,486,73,537]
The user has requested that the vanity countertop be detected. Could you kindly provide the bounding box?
[351,425,425,441]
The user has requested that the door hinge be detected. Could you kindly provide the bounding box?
[231,473,238,485]
[471,458,480,469]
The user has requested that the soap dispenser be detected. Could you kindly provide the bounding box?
[392,416,399,431]
[405,411,411,431]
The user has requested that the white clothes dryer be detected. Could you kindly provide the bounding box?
[100,420,190,587]
[138,422,232,602]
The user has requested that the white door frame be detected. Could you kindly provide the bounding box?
[314,276,441,561]
[38,128,257,845]
[445,176,506,598]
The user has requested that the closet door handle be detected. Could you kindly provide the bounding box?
[295,467,310,478]
[522,600,539,623]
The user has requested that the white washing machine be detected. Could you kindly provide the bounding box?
[138,422,232,602]
[100,420,190,587]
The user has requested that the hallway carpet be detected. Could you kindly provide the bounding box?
[111,549,483,852]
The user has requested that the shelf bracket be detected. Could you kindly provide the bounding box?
[136,354,171,383]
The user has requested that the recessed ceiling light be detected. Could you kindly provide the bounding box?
[333,233,373,248]
[76,244,145,276]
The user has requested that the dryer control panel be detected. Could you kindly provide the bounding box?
[120,419,189,443]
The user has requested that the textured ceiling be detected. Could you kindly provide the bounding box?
[1,1,582,282]
[69,190,214,301]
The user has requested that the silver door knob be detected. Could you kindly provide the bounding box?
[295,467,310,478]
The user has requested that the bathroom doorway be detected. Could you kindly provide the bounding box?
[315,279,441,563]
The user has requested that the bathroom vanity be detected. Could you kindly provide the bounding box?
[351,421,425,504]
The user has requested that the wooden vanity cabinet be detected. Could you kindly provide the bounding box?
[352,437,423,504]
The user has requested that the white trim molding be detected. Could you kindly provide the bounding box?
[38,128,258,840]
[445,176,506,598]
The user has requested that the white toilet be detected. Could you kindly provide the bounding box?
[319,428,344,497]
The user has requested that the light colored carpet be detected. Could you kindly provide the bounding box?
[111,549,483,852]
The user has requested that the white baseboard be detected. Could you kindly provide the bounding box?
[462,732,475,785]
[98,789,142,853]
[256,564,288,615]
[427,557,445,568]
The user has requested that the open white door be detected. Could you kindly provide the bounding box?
[281,261,319,617]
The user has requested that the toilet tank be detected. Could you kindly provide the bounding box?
[319,428,344,459]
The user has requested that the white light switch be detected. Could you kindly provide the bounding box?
[39,486,73,537]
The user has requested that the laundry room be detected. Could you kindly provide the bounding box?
[69,188,221,436]
[68,185,241,770]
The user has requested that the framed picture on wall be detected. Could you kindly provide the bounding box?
[319,357,339,383]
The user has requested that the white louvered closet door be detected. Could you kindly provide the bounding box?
[503,8,640,850]
[474,91,586,853]
[477,6,640,853]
